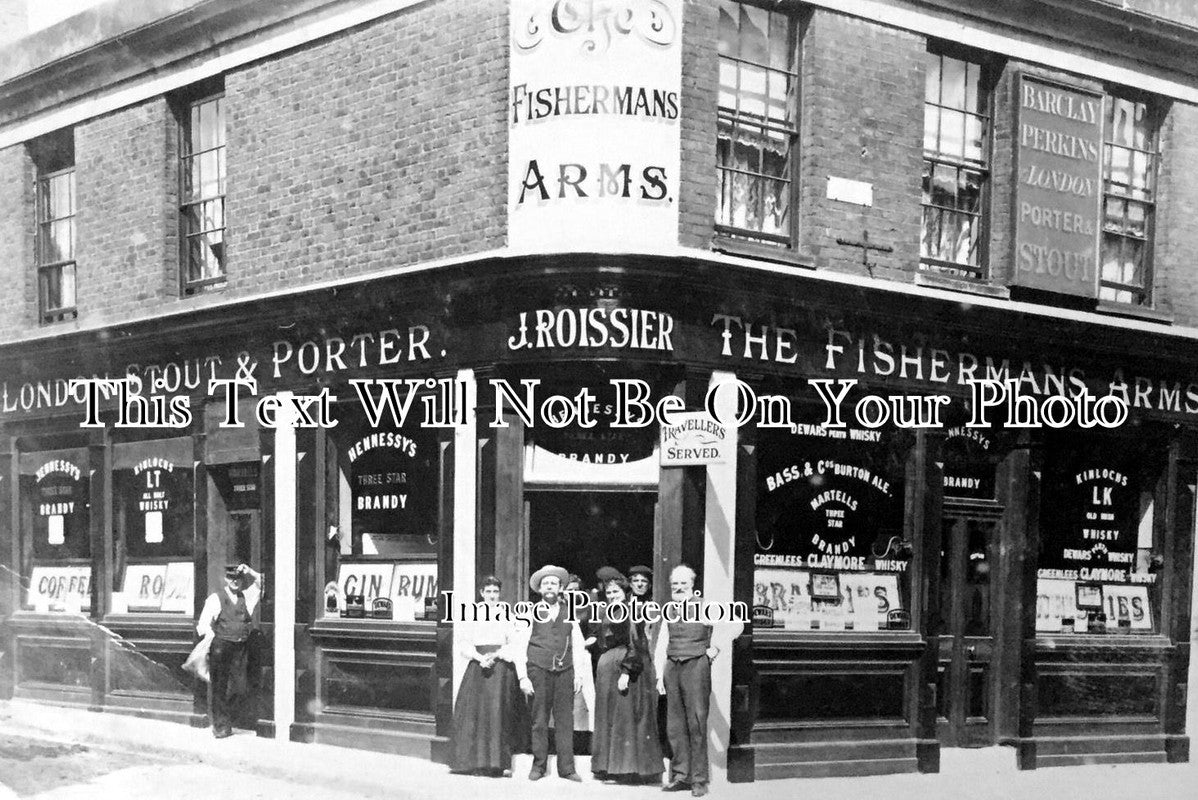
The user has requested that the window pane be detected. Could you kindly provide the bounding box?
[1103,197,1126,234]
[932,162,957,208]
[1126,201,1147,239]
[938,110,965,159]
[718,60,737,109]
[965,114,985,164]
[739,63,766,118]
[924,108,939,154]
[925,53,941,104]
[1107,147,1130,193]
[762,178,789,237]
[60,263,76,309]
[960,169,983,214]
[740,5,769,64]
[941,57,966,110]
[768,11,790,70]
[717,2,737,56]
[965,63,980,113]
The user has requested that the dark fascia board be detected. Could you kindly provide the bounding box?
[908,0,1198,84]
[0,0,351,128]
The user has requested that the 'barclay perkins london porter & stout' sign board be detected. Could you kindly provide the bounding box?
[1011,74,1104,297]
[509,0,683,252]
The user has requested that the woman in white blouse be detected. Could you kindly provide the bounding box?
[449,576,529,776]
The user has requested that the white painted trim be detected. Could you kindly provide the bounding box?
[804,0,1198,104]
[0,0,430,150]
[703,370,738,784]
[451,369,477,700]
[271,391,298,738]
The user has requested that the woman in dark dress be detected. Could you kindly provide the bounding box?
[449,576,528,776]
[591,573,664,784]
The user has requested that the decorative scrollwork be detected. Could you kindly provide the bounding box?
[514,0,677,56]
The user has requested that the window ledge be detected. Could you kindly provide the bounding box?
[713,236,815,270]
[914,272,1010,299]
[182,278,228,297]
[1095,300,1173,325]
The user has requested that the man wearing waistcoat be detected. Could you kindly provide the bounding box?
[513,564,588,782]
[197,563,264,739]
[654,564,743,797]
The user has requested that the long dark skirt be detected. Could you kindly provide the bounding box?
[450,658,529,773]
[591,646,663,778]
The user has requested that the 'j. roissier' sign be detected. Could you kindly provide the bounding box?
[508,0,682,253]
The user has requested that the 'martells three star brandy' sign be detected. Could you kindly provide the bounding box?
[1011,74,1104,297]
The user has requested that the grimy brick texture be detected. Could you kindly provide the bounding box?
[0,144,34,337]
[798,10,925,281]
[1152,101,1198,325]
[74,98,177,329]
[1,0,507,338]
[227,0,506,294]
[678,0,718,250]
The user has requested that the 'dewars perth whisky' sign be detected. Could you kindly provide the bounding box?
[509,0,682,252]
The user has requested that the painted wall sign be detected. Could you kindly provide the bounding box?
[390,562,439,620]
[509,0,682,252]
[1010,74,1103,297]
[344,423,437,541]
[941,426,996,500]
[1040,461,1139,581]
[28,457,89,555]
[26,565,90,610]
[1035,577,1151,632]
[755,424,907,569]
[337,562,396,603]
[660,411,730,466]
[753,566,901,631]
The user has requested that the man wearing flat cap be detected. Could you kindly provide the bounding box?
[512,564,589,782]
[197,563,264,738]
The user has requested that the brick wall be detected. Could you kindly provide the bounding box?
[1,0,507,337]
[678,0,718,250]
[1152,100,1198,325]
[226,0,506,293]
[798,10,924,281]
[74,98,177,329]
[0,145,33,337]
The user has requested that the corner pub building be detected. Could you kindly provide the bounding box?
[3,0,1198,783]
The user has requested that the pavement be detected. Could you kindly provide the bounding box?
[1,699,1197,799]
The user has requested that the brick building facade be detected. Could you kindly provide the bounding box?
[2,0,1198,783]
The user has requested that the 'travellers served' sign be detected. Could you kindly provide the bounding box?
[508,0,682,252]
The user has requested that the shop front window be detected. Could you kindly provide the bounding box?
[1035,435,1160,635]
[19,448,91,613]
[111,438,195,614]
[753,415,912,632]
[326,406,439,621]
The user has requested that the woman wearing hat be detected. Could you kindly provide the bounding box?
[591,571,663,784]
[449,576,529,776]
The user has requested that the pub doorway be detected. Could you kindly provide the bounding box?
[935,507,999,747]
[525,489,657,598]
